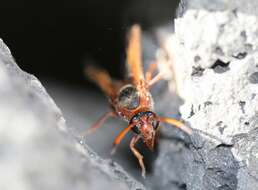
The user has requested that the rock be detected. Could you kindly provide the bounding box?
[0,39,144,190]
[154,0,258,189]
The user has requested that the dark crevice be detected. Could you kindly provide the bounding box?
[232,8,238,17]
[191,66,205,76]
[240,30,247,40]
[215,46,224,56]
[244,121,250,125]
[178,183,187,190]
[249,72,258,84]
[204,101,213,107]
[232,52,247,59]
[245,43,253,51]
[239,101,246,114]
[215,143,234,148]
[216,121,227,134]
[216,121,223,126]
[194,55,201,62]
[251,93,256,99]
[166,181,187,190]
[211,59,230,73]
[219,125,227,135]
[188,104,195,118]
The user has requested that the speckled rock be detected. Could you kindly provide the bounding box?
[154,0,258,189]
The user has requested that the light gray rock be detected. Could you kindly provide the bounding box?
[0,39,144,190]
[154,0,258,189]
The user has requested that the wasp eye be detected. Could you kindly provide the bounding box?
[152,120,159,130]
[148,114,159,130]
[132,123,141,134]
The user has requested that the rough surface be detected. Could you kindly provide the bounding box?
[0,39,144,190]
[154,0,258,189]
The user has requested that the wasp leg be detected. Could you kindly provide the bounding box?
[130,135,146,178]
[148,73,162,87]
[145,62,162,88]
[159,117,192,135]
[127,24,145,85]
[145,62,157,82]
[111,123,134,155]
[81,111,116,138]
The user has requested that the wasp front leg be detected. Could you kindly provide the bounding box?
[130,135,146,178]
[145,62,163,88]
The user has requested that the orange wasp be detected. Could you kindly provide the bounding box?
[83,24,192,178]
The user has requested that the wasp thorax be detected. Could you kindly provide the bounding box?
[118,85,140,110]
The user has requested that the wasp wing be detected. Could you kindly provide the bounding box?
[126,24,144,85]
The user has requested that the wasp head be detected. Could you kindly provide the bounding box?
[130,111,159,151]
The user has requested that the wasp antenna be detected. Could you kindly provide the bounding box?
[159,117,192,135]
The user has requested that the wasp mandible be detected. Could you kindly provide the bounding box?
[83,24,192,178]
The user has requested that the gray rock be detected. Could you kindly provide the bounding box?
[154,0,258,189]
[177,0,258,17]
[0,39,144,190]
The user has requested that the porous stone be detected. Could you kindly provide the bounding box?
[0,39,144,190]
[154,0,258,189]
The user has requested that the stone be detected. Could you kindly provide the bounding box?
[154,0,258,189]
[0,39,144,190]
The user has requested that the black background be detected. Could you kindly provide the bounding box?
[0,0,179,85]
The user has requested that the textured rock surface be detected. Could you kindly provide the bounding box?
[154,0,258,189]
[0,39,144,190]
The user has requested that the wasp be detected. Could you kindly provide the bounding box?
[83,24,192,178]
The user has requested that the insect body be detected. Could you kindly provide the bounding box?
[83,25,192,178]
[116,84,153,121]
[118,84,146,111]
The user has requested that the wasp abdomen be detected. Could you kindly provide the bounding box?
[118,85,140,110]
